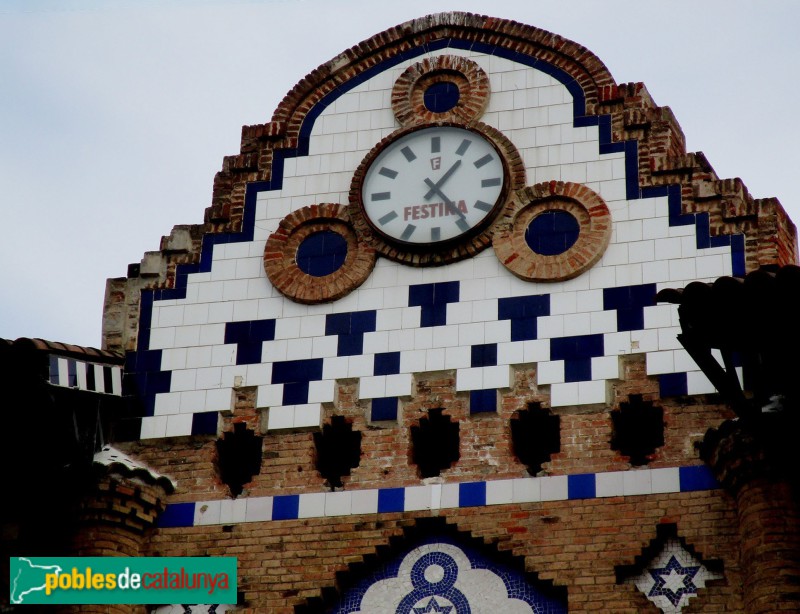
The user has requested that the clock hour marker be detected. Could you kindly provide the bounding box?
[481,178,502,187]
[455,217,470,233]
[431,227,441,242]
[455,139,472,156]
[371,192,391,201]
[378,211,398,225]
[474,200,492,212]
[431,136,440,153]
[401,146,416,162]
[379,167,398,179]
[400,224,417,241]
[474,154,493,168]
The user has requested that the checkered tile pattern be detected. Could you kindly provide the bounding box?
[48,355,122,396]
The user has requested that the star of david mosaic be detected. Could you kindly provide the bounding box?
[625,536,723,613]
[648,556,700,607]
[413,596,453,613]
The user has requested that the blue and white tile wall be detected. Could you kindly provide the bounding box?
[131,46,743,440]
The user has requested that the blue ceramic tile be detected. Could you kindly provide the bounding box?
[271,358,324,384]
[551,334,603,361]
[470,389,496,414]
[564,358,592,383]
[679,466,719,492]
[374,352,401,376]
[191,411,219,436]
[603,284,656,332]
[498,295,550,341]
[378,488,405,513]
[371,397,398,421]
[471,343,498,367]
[568,474,596,499]
[659,372,688,397]
[158,503,195,528]
[272,495,300,520]
[409,282,460,327]
[459,482,486,507]
[282,381,310,405]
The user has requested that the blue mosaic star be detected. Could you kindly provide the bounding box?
[648,555,701,606]
[413,597,453,614]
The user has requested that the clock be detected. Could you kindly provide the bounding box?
[358,125,507,246]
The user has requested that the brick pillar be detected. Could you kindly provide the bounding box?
[702,420,800,614]
[58,475,169,614]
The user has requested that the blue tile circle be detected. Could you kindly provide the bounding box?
[525,210,580,256]
[423,81,460,113]
[296,230,348,277]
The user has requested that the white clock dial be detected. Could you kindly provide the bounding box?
[361,126,506,245]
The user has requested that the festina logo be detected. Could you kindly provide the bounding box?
[430,157,441,170]
[404,201,467,221]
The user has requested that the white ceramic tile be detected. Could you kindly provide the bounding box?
[550,382,579,407]
[165,414,193,437]
[386,374,412,397]
[195,500,221,526]
[298,492,326,518]
[578,380,607,404]
[540,475,568,501]
[591,356,619,380]
[623,470,652,496]
[294,404,321,428]
[523,339,550,363]
[140,416,168,440]
[440,483,460,509]
[537,315,564,339]
[651,468,680,493]
[266,406,294,430]
[595,471,624,498]
[324,491,352,517]
[404,486,432,511]
[456,367,483,391]
[537,361,565,385]
[359,376,386,400]
[646,351,674,375]
[351,489,379,515]
[245,497,273,522]
[687,370,716,394]
[308,379,335,403]
[486,479,513,505]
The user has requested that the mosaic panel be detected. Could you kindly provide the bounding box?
[333,540,566,613]
[625,538,723,613]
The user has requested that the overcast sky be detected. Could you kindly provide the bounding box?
[1,0,798,348]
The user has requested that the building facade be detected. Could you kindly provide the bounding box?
[5,12,799,614]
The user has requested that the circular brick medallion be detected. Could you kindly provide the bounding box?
[392,55,490,127]
[493,182,612,282]
[264,204,376,303]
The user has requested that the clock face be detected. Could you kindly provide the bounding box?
[360,126,506,245]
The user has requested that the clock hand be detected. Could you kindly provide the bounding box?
[423,160,462,200]
[423,179,467,221]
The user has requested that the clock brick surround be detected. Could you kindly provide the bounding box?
[96,11,799,614]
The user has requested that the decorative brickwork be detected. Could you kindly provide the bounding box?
[264,204,376,303]
[493,181,612,281]
[391,55,491,127]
